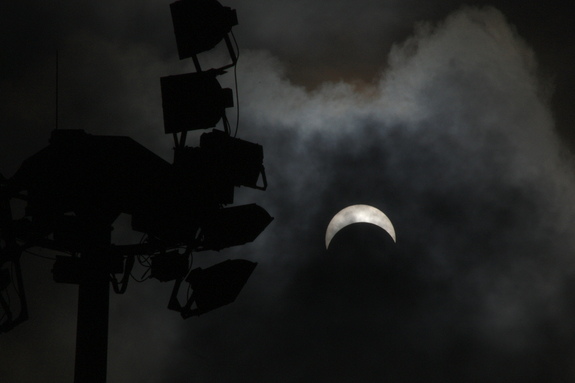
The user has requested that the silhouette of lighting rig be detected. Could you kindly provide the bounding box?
[162,0,241,148]
[0,1,272,382]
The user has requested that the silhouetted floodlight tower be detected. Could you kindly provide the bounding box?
[197,204,273,251]
[200,129,267,190]
[180,259,256,317]
[170,0,238,70]
[2,129,177,383]
[161,70,234,135]
[164,0,240,148]
[165,204,271,315]
[2,1,272,382]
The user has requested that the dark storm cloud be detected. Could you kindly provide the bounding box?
[226,0,473,86]
[227,0,575,150]
[2,1,575,383]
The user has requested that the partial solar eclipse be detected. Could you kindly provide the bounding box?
[325,204,396,249]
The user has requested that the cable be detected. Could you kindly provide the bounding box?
[130,251,153,282]
[130,267,151,283]
[222,113,231,135]
[231,30,241,137]
[137,253,152,267]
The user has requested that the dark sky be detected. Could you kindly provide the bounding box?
[2,1,575,382]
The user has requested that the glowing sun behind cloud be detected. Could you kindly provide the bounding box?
[325,205,397,249]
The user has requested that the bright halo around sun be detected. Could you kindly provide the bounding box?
[325,204,396,249]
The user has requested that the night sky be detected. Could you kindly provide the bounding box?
[2,1,575,382]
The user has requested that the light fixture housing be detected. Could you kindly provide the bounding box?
[161,71,233,134]
[170,0,238,59]
[197,203,273,251]
[184,259,256,316]
[200,129,267,190]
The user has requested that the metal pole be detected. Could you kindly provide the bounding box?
[73,226,111,383]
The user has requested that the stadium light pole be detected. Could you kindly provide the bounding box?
[72,223,112,383]
[1,2,272,383]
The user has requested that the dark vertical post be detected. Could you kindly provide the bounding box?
[73,225,112,383]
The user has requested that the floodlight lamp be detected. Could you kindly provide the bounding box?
[200,129,268,190]
[161,71,233,134]
[197,203,273,251]
[183,259,256,316]
[170,0,238,59]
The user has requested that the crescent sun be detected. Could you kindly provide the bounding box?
[325,204,396,249]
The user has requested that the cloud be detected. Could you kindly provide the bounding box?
[152,7,575,382]
[3,4,575,383]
